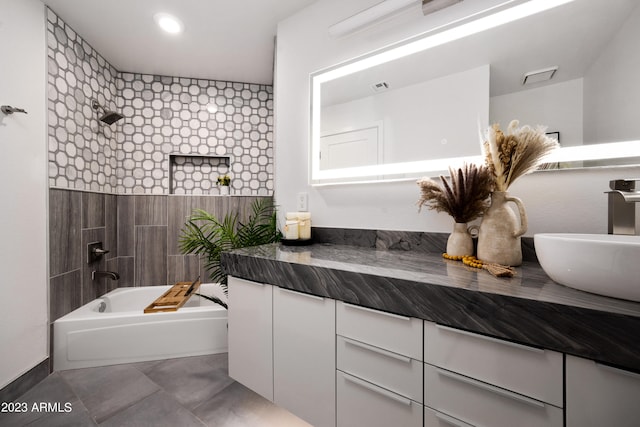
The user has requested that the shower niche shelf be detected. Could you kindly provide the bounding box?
[169,154,231,195]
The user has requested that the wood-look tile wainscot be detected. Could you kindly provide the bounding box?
[49,189,273,322]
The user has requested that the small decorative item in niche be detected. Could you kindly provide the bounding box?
[217,175,231,195]
[477,120,559,266]
[169,155,230,195]
[417,163,492,257]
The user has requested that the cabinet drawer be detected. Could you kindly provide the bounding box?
[336,301,422,360]
[424,364,563,427]
[424,406,475,427]
[424,321,562,406]
[566,355,640,427]
[337,370,422,427]
[337,335,422,402]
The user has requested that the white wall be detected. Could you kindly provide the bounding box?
[0,0,49,388]
[490,78,583,147]
[322,65,490,163]
[275,0,640,235]
[583,2,640,144]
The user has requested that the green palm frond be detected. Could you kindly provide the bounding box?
[179,198,281,301]
[195,292,228,310]
[236,198,282,246]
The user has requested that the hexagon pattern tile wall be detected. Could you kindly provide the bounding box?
[46,9,274,195]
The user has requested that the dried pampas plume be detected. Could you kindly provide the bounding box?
[482,120,559,191]
[417,163,493,224]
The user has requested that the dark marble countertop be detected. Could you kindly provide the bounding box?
[221,242,640,372]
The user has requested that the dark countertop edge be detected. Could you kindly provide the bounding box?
[221,247,640,373]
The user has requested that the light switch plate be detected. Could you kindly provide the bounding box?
[297,192,308,211]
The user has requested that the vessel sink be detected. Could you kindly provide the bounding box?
[534,233,640,302]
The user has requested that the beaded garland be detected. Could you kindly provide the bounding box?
[442,253,483,268]
[442,253,516,278]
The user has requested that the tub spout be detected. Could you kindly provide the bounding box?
[92,271,120,281]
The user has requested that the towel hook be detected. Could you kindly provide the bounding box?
[1,105,28,115]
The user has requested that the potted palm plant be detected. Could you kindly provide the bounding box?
[179,198,281,308]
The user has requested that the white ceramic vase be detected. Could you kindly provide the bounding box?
[477,191,528,266]
[446,222,475,257]
[219,185,230,196]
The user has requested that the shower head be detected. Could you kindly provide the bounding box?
[91,100,124,125]
[100,110,124,125]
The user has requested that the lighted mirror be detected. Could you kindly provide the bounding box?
[311,0,640,185]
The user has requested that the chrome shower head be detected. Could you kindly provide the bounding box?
[91,100,123,125]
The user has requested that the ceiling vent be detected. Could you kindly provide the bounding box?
[422,0,463,15]
[523,66,558,85]
[371,81,390,93]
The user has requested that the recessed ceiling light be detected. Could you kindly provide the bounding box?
[154,13,184,34]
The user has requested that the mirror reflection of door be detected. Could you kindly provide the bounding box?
[320,123,382,170]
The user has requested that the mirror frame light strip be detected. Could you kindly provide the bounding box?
[311,0,579,184]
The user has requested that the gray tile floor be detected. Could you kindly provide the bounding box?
[0,354,312,427]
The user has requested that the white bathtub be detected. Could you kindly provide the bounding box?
[53,283,228,371]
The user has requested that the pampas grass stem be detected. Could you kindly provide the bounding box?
[482,120,558,191]
[417,163,492,223]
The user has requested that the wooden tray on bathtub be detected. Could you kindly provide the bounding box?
[144,279,201,313]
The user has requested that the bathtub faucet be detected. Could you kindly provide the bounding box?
[92,271,120,281]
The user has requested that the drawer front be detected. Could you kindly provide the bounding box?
[337,370,422,427]
[337,335,422,402]
[424,406,475,427]
[424,321,563,406]
[337,301,422,360]
[566,355,640,427]
[424,364,563,427]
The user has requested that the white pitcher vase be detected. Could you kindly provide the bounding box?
[477,191,527,266]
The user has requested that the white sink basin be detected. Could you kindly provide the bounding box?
[534,233,640,302]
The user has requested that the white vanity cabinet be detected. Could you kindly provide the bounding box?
[566,355,640,427]
[228,277,335,427]
[228,276,274,401]
[336,301,423,427]
[423,321,563,427]
[229,274,640,427]
[273,287,336,427]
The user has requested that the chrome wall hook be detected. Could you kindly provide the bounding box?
[1,105,28,115]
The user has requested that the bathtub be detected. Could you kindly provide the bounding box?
[53,283,228,371]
